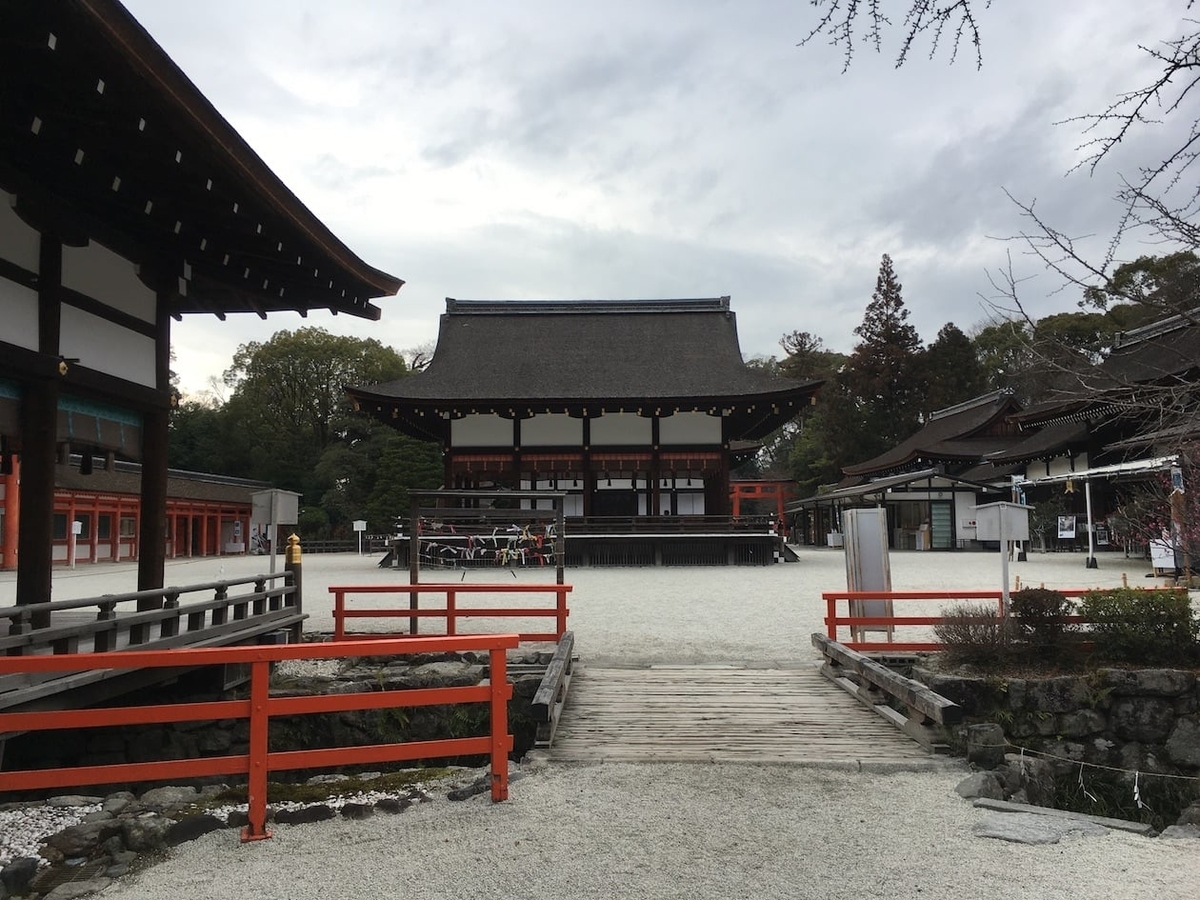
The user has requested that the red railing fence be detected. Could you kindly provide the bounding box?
[822,588,1183,652]
[0,634,518,842]
[329,582,571,642]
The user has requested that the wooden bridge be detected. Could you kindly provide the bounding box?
[542,662,943,765]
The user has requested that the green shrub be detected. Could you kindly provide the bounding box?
[934,602,1017,667]
[1079,588,1199,666]
[1009,588,1075,648]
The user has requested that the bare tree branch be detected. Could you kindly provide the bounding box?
[798,0,988,72]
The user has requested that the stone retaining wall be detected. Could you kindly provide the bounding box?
[913,666,1200,775]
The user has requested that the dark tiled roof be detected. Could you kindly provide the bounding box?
[1103,313,1200,384]
[986,421,1090,464]
[1015,314,1200,428]
[57,461,268,504]
[842,391,1021,477]
[1,1,401,318]
[354,298,814,403]
[958,460,1025,481]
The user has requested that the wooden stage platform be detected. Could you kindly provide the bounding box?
[544,663,939,765]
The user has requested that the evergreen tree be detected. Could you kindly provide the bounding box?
[918,322,987,417]
[843,254,923,458]
[777,331,846,383]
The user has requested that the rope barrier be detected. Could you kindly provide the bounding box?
[999,741,1200,782]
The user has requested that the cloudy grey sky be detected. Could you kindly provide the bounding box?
[118,0,1193,398]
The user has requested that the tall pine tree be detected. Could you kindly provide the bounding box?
[844,254,923,457]
[918,322,987,418]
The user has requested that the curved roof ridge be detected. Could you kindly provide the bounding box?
[444,297,731,315]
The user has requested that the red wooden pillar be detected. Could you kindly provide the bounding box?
[1,457,19,570]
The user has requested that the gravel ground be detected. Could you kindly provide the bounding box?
[4,547,1197,899]
[96,761,1200,900]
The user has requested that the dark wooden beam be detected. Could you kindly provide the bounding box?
[135,298,172,598]
[15,379,58,626]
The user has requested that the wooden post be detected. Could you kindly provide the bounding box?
[489,647,511,801]
[241,660,272,841]
[409,495,420,634]
[16,376,58,628]
[284,535,303,643]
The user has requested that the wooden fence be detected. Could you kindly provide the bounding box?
[0,634,518,841]
[0,574,302,709]
[330,583,571,643]
[822,587,1186,652]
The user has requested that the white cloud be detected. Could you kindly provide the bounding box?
[123,0,1197,392]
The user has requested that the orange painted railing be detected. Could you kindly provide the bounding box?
[0,634,518,841]
[330,583,571,643]
[823,588,1113,652]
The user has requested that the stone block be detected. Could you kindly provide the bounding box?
[973,812,1107,844]
[1129,669,1195,697]
[1109,697,1175,742]
[43,821,121,858]
[1118,742,1171,774]
[121,815,176,852]
[1024,676,1090,713]
[1165,715,1200,767]
[1053,709,1107,738]
[966,723,1007,769]
[139,785,199,808]
[955,772,1004,800]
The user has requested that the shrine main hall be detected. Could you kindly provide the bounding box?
[349,297,820,563]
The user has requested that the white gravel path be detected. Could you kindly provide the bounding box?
[96,762,1199,900]
[3,547,1196,899]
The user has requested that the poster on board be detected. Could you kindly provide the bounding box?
[1057,515,1077,538]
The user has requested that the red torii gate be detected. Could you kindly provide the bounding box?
[729,480,796,520]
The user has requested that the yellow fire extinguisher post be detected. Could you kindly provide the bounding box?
[284,533,303,640]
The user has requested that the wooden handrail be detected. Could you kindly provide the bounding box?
[0,573,291,622]
[0,575,300,660]
[812,633,961,725]
[0,634,519,841]
[811,633,962,751]
[531,631,575,752]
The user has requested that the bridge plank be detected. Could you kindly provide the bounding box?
[548,665,935,763]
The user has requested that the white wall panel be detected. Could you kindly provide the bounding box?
[659,411,720,445]
[0,193,40,271]
[522,414,583,446]
[0,280,39,351]
[1047,454,1085,478]
[590,412,652,446]
[452,414,514,447]
[61,240,156,323]
[60,307,157,387]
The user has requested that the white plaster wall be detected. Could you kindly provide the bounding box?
[61,240,156,324]
[0,193,40,271]
[659,411,720,445]
[956,492,980,542]
[60,306,157,388]
[590,412,652,446]
[522,414,583,446]
[452,414,514,447]
[1047,454,1086,477]
[0,280,39,352]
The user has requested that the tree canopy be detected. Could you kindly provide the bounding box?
[168,328,441,537]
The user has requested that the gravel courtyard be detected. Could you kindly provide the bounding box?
[4,547,1197,900]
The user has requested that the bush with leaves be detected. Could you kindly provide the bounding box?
[1079,588,1199,666]
[933,602,1017,668]
[1009,588,1076,649]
